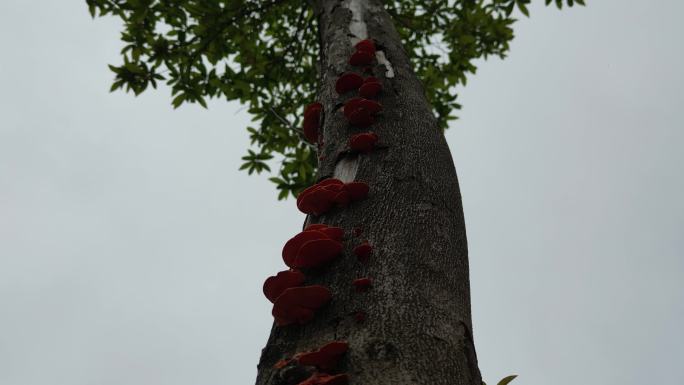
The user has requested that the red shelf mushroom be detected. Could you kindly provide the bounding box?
[343,98,382,127]
[353,241,373,262]
[305,224,344,240]
[297,238,344,268]
[295,340,349,370]
[282,226,344,269]
[297,179,369,215]
[335,72,363,94]
[349,39,376,67]
[355,39,376,55]
[263,269,306,303]
[298,373,349,385]
[359,77,382,98]
[349,50,374,66]
[297,178,344,215]
[352,278,373,292]
[303,102,323,143]
[349,132,379,153]
[272,285,332,326]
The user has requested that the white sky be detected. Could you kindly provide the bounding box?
[1,1,682,384]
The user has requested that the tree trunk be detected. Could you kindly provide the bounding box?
[256,1,481,384]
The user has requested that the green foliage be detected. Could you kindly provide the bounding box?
[86,0,583,199]
[483,374,518,385]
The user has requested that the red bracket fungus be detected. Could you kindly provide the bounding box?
[272,285,332,326]
[335,72,363,94]
[305,223,345,241]
[349,50,374,66]
[355,39,376,55]
[349,39,376,67]
[295,340,349,370]
[298,373,349,385]
[353,241,373,262]
[349,132,379,153]
[344,181,369,201]
[282,226,344,269]
[352,278,373,292]
[263,269,306,303]
[359,77,382,98]
[343,97,382,127]
[303,102,323,143]
[297,179,369,215]
[297,178,344,215]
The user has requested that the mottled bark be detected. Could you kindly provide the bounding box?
[256,1,481,384]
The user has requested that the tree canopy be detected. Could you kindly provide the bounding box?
[87,0,584,199]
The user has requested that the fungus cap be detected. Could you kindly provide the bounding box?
[282,230,329,267]
[297,179,347,215]
[303,103,322,143]
[344,99,382,126]
[320,226,344,241]
[263,269,306,303]
[331,190,351,206]
[303,115,319,143]
[359,81,382,98]
[360,99,383,114]
[349,50,374,66]
[343,97,365,119]
[305,223,328,231]
[304,102,323,120]
[296,341,349,370]
[335,73,363,94]
[355,39,376,54]
[295,238,344,268]
[349,132,378,153]
[272,285,332,326]
[353,241,373,262]
[304,224,344,241]
[297,187,337,216]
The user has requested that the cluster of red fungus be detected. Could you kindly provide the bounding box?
[274,341,350,385]
[301,39,383,155]
[303,102,323,143]
[263,38,386,385]
[297,178,369,216]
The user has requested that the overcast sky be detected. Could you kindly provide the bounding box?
[1,1,682,384]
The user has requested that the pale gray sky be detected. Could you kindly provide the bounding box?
[1,1,682,384]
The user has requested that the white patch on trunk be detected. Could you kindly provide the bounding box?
[333,155,360,183]
[375,51,395,78]
[347,0,368,43]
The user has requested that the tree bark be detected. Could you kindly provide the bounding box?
[256,1,481,384]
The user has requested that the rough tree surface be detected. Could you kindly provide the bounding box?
[257,1,479,384]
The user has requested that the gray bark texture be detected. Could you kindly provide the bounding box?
[256,1,481,384]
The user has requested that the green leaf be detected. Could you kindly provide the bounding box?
[172,93,185,108]
[497,375,518,385]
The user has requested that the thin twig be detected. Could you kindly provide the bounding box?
[269,107,303,135]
